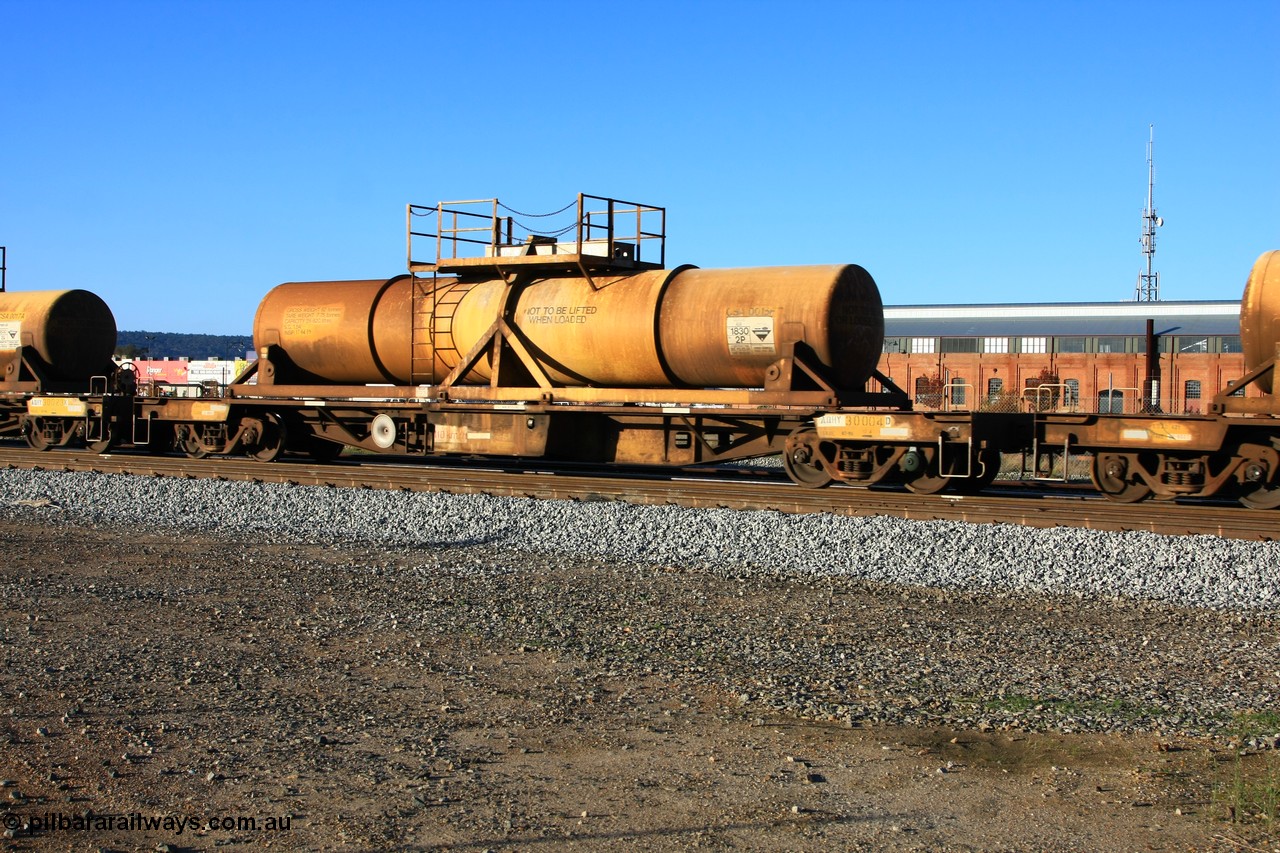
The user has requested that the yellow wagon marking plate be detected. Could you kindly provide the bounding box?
[189,402,231,421]
[27,397,87,417]
[816,413,912,440]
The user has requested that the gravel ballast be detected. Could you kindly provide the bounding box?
[1,467,1277,612]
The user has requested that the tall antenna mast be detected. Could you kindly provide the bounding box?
[1134,124,1163,301]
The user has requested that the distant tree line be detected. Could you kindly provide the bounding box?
[116,331,254,361]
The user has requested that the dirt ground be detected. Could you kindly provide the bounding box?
[0,517,1276,852]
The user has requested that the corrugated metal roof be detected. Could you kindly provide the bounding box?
[883,301,1241,337]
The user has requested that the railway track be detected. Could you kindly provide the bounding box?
[0,445,1275,542]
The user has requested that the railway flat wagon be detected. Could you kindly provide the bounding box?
[201,194,1024,493]
[1034,251,1280,508]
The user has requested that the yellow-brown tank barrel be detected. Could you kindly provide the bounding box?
[252,276,415,384]
[658,265,882,389]
[0,289,117,381]
[1241,250,1280,394]
[252,264,885,389]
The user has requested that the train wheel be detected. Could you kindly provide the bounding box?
[782,428,834,488]
[1091,453,1151,503]
[248,413,286,463]
[25,418,54,452]
[900,446,953,495]
[1240,483,1280,510]
[178,425,211,459]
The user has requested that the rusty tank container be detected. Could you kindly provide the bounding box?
[252,265,884,389]
[1241,250,1280,394]
[0,289,118,381]
[251,276,416,385]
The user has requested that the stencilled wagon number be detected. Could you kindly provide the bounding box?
[847,415,893,427]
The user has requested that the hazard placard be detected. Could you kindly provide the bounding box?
[0,321,21,351]
[726,313,775,356]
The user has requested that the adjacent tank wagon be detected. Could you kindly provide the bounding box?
[1030,250,1280,508]
[0,289,123,445]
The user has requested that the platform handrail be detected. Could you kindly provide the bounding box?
[407,193,666,271]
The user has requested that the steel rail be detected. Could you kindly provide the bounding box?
[0,446,1274,542]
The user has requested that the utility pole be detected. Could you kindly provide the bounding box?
[1134,125,1163,301]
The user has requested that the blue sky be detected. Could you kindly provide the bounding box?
[3,0,1277,335]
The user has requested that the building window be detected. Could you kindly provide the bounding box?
[1099,390,1125,413]
[910,337,936,354]
[1063,379,1080,407]
[1057,337,1087,353]
[983,337,1009,354]
[1177,336,1209,353]
[1096,336,1127,353]
[949,377,967,407]
[1184,379,1201,413]
[882,338,904,353]
[1221,336,1243,353]
[940,337,980,353]
[1019,337,1047,354]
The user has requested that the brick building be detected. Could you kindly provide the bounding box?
[879,300,1252,414]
